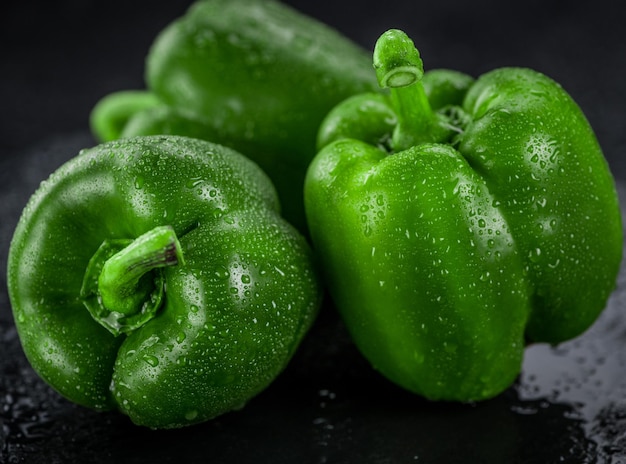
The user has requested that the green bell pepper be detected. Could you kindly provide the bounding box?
[305,29,622,401]
[90,0,378,232]
[7,135,321,428]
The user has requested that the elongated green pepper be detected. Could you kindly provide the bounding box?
[90,0,378,232]
[305,29,622,401]
[8,136,321,428]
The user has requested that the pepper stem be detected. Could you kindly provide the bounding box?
[81,226,184,336]
[373,29,440,151]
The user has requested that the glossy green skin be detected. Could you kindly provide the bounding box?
[8,136,320,428]
[305,68,623,401]
[90,0,378,232]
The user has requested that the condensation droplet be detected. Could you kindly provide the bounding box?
[143,355,159,367]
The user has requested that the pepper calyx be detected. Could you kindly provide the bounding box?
[80,225,184,336]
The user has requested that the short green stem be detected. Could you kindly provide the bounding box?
[98,226,184,315]
[373,29,438,151]
[81,225,184,336]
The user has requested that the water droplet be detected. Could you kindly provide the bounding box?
[134,176,145,189]
[143,355,159,367]
[529,248,542,263]
[214,266,230,279]
[548,259,561,269]
[186,177,203,189]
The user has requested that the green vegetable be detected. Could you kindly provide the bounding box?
[305,29,622,401]
[90,0,378,232]
[8,135,321,428]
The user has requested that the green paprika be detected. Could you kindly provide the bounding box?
[90,0,378,232]
[8,135,321,428]
[305,29,622,401]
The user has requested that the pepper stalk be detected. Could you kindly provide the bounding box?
[81,225,184,336]
[373,29,465,151]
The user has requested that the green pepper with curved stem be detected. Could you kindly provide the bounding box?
[305,29,622,401]
[8,135,321,428]
[90,0,378,232]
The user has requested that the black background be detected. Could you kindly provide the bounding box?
[2,1,626,462]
